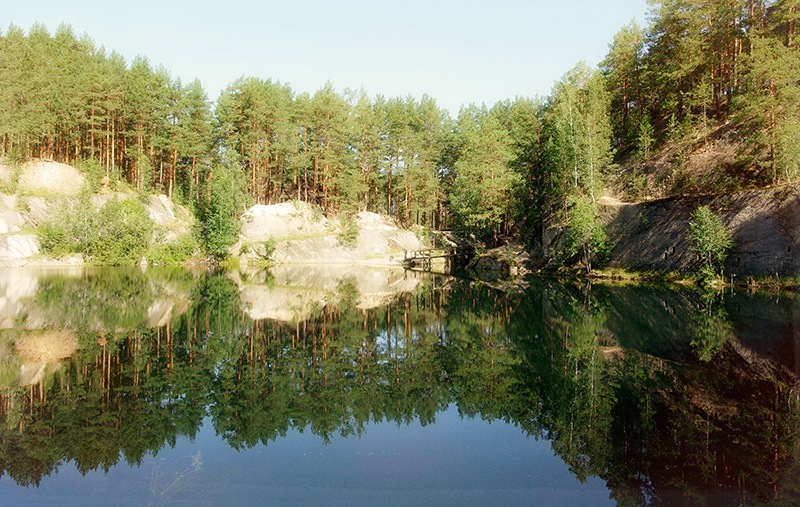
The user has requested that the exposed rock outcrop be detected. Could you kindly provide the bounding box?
[18,161,86,196]
[235,201,425,266]
[0,161,194,266]
[594,185,800,277]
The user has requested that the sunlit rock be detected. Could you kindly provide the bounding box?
[236,201,424,266]
[14,330,78,363]
[18,161,86,196]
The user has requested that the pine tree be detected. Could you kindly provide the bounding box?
[450,105,521,244]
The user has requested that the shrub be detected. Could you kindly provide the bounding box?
[262,237,277,260]
[93,198,153,264]
[39,195,154,265]
[147,233,199,265]
[689,205,732,279]
[337,213,359,248]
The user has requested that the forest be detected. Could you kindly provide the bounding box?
[1,0,799,260]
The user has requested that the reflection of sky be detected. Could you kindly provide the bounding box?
[0,405,612,506]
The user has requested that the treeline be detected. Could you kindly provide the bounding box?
[603,0,800,185]
[0,24,210,199]
[1,1,799,253]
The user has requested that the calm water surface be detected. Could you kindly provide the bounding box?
[0,266,798,505]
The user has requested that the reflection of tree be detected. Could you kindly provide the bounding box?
[511,283,615,482]
[0,271,799,506]
[690,289,733,362]
[557,298,614,482]
[0,271,233,486]
[209,285,453,448]
[443,283,522,421]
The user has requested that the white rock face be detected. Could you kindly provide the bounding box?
[0,235,40,260]
[18,161,86,196]
[236,201,424,266]
[240,202,330,239]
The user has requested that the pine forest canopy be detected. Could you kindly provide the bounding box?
[1,0,799,248]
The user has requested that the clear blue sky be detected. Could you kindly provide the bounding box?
[5,0,649,114]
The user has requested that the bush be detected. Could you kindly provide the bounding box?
[689,205,732,279]
[94,198,153,264]
[147,234,199,265]
[337,213,359,248]
[262,237,277,260]
[39,195,154,265]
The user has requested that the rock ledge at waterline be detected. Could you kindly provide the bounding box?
[233,201,425,266]
[0,161,194,266]
[0,160,425,266]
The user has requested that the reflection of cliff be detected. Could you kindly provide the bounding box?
[529,281,800,504]
[14,331,78,386]
[0,267,194,390]
[235,265,423,322]
[0,267,83,329]
[0,275,799,504]
[0,267,192,332]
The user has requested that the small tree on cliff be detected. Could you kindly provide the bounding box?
[197,152,248,260]
[689,205,732,280]
[562,194,609,273]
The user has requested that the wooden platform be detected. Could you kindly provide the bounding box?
[402,249,455,271]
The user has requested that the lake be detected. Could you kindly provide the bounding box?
[0,266,798,506]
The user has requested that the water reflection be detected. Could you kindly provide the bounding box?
[0,267,798,504]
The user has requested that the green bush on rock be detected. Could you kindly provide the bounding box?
[689,205,732,280]
[40,195,154,265]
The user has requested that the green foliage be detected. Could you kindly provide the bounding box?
[537,63,615,229]
[75,158,106,193]
[262,237,277,260]
[241,237,278,266]
[337,213,359,248]
[0,25,212,197]
[560,195,610,272]
[601,20,645,154]
[636,112,655,159]
[39,194,154,265]
[0,162,20,195]
[146,234,199,265]
[689,205,732,279]
[196,152,248,260]
[737,35,800,184]
[625,169,649,200]
[94,198,154,264]
[450,106,522,244]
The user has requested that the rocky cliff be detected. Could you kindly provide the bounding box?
[597,185,800,277]
[233,201,425,266]
[0,161,193,266]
